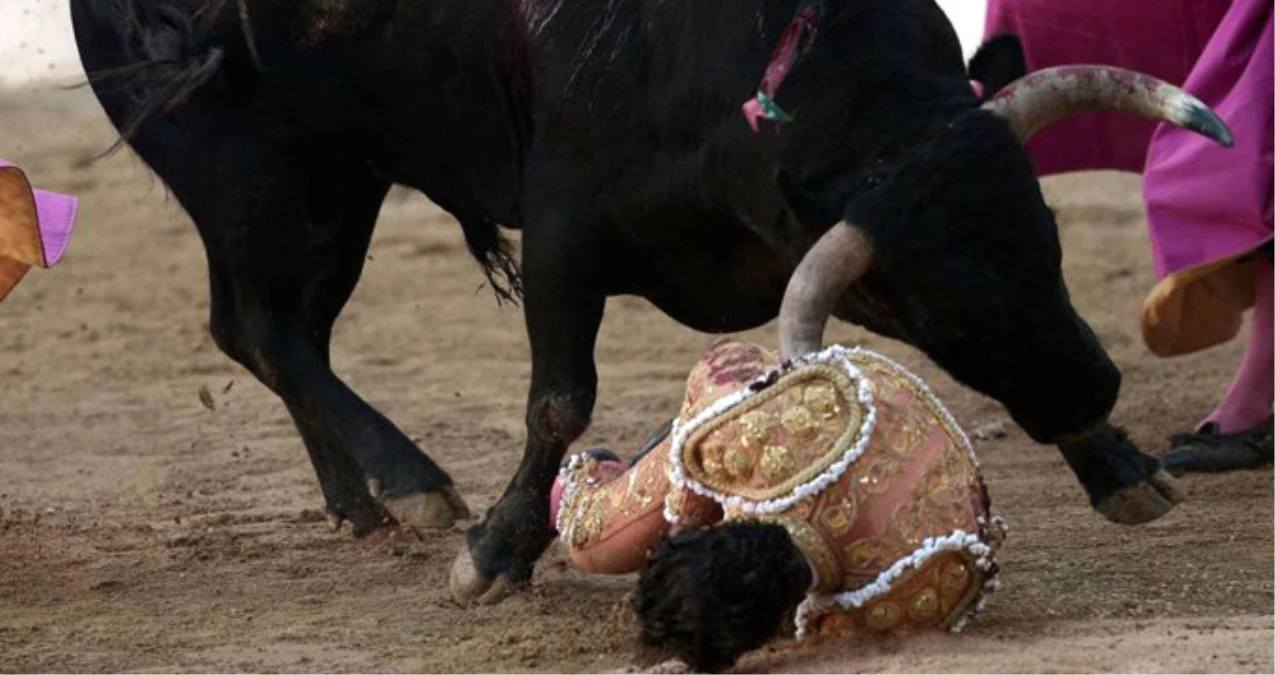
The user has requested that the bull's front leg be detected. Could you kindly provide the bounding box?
[1057,424,1186,524]
[450,207,609,605]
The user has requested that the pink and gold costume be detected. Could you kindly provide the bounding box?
[551,338,1005,639]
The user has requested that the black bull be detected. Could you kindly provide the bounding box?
[69,0,1230,604]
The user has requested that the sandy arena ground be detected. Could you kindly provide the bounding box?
[1,85,1272,673]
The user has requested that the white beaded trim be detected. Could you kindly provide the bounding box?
[793,529,999,638]
[978,514,1010,541]
[665,345,877,517]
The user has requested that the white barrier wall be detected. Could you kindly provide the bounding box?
[0,0,988,85]
[942,0,990,58]
[0,0,81,85]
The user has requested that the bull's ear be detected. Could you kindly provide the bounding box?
[968,33,1026,101]
[777,169,837,227]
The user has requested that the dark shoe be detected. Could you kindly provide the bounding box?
[1162,417,1274,476]
[630,418,674,466]
[580,447,622,464]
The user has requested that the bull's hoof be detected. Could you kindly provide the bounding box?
[1095,469,1185,524]
[449,546,521,605]
[383,486,473,530]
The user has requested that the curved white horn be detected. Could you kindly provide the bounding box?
[983,65,1233,147]
[778,223,874,360]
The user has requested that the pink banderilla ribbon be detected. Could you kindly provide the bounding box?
[742,5,820,133]
[741,5,988,132]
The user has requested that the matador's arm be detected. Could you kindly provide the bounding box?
[550,444,721,574]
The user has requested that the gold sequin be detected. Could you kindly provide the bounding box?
[803,383,840,418]
[699,438,725,477]
[942,561,970,595]
[910,587,939,621]
[864,600,902,631]
[739,410,776,448]
[780,405,818,438]
[760,444,794,481]
[723,445,754,477]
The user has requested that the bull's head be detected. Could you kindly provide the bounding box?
[775,46,1232,523]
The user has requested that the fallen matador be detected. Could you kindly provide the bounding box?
[549,225,1007,672]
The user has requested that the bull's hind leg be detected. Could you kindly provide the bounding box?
[208,159,470,535]
[68,0,466,535]
[129,135,466,536]
[290,165,472,534]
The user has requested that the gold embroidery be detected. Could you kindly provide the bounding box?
[819,498,857,536]
[863,458,903,495]
[822,415,846,437]
[851,353,976,477]
[910,587,939,621]
[760,444,795,481]
[882,408,929,458]
[700,438,725,478]
[864,600,902,631]
[679,365,866,502]
[723,445,755,477]
[808,550,986,639]
[941,560,970,596]
[781,405,818,438]
[940,554,985,630]
[844,539,891,577]
[803,383,840,418]
[739,410,776,448]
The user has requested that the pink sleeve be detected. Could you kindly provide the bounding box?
[553,448,721,575]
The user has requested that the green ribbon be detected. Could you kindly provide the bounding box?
[756,91,795,124]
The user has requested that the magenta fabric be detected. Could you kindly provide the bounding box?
[0,156,79,267]
[985,0,1273,280]
[983,0,1229,175]
[1143,0,1274,280]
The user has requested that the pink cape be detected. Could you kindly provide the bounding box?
[0,156,79,305]
[985,0,1273,355]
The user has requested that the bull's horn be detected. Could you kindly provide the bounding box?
[982,65,1234,148]
[779,223,874,360]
